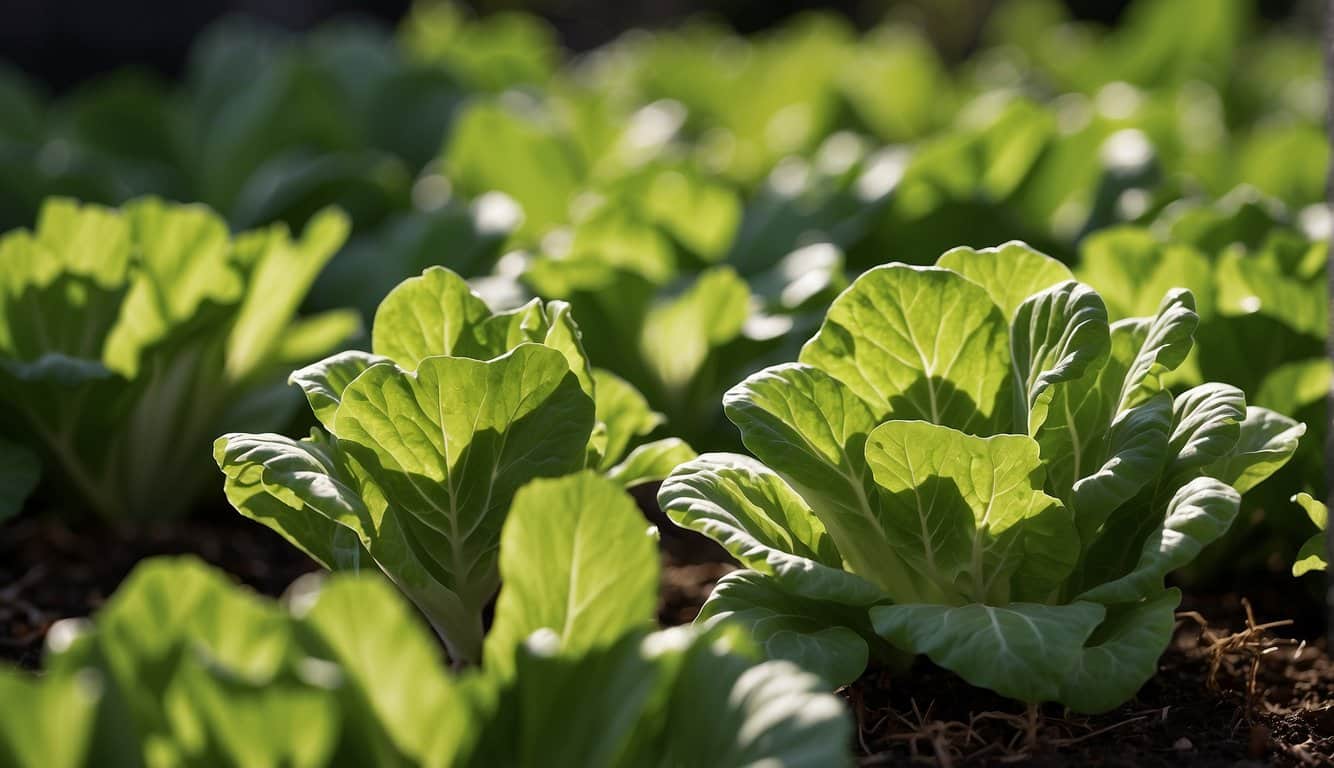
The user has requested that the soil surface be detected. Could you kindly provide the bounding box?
[845,615,1333,767]
[2,501,1331,767]
[0,514,318,668]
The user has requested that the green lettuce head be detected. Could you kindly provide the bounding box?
[660,241,1304,712]
[215,266,692,664]
[0,197,358,520]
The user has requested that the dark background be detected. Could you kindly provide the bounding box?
[0,0,1313,93]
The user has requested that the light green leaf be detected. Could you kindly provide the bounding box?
[47,557,296,747]
[332,346,593,661]
[937,241,1073,320]
[1294,534,1327,576]
[297,575,462,768]
[163,656,340,768]
[1069,393,1173,542]
[1039,290,1197,530]
[1034,318,1147,505]
[694,570,870,686]
[1010,280,1110,435]
[1079,478,1240,604]
[0,204,131,386]
[1254,358,1330,416]
[864,420,1077,604]
[1206,407,1304,495]
[724,363,921,602]
[105,198,240,376]
[270,310,363,372]
[485,472,658,677]
[591,368,664,472]
[214,430,372,570]
[289,351,391,432]
[641,267,750,399]
[656,631,855,768]
[1057,588,1181,714]
[225,208,350,379]
[1165,383,1245,484]
[1115,289,1198,413]
[1216,250,1327,338]
[1294,492,1328,529]
[215,433,456,672]
[215,448,450,664]
[2,198,351,522]
[0,436,39,521]
[606,438,696,488]
[659,452,883,605]
[800,265,1012,432]
[1292,493,1327,577]
[369,266,492,370]
[27,197,132,286]
[1077,230,1212,320]
[871,600,1106,703]
[0,668,107,768]
[636,168,742,262]
[441,100,582,238]
[469,298,594,398]
[497,630,668,768]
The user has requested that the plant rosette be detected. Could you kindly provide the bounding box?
[0,197,359,520]
[215,266,692,664]
[660,241,1304,712]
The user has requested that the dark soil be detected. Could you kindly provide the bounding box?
[0,514,318,668]
[3,495,1331,766]
[845,616,1333,767]
[634,481,740,627]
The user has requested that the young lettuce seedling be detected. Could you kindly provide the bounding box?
[660,241,1304,712]
[0,197,359,520]
[215,267,692,664]
[3,472,850,767]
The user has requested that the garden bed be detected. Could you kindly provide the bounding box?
[4,503,1330,767]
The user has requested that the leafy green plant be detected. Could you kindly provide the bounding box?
[1,472,850,767]
[660,242,1302,711]
[1078,195,1328,577]
[1292,493,1328,577]
[216,267,691,663]
[0,197,358,520]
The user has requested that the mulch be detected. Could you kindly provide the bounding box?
[2,497,1331,766]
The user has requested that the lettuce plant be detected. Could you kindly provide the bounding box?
[1291,493,1328,577]
[1,472,849,767]
[0,197,358,520]
[660,241,1303,711]
[215,267,692,663]
[1078,200,1328,578]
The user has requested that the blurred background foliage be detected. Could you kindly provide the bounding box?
[0,0,1327,582]
[2,0,1322,90]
